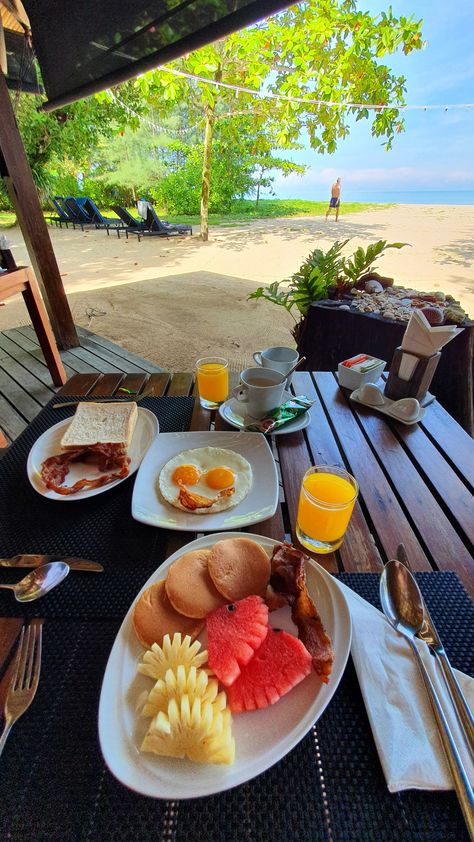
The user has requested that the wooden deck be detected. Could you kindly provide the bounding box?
[0,325,165,443]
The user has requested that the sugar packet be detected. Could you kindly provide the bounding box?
[244,396,314,433]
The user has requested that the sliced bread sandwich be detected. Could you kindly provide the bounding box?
[61,402,138,450]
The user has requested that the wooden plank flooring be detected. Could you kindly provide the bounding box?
[0,324,164,443]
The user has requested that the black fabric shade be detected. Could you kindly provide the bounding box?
[21,0,293,111]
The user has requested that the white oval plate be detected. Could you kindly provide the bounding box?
[218,391,311,435]
[27,408,159,500]
[131,431,278,531]
[98,532,351,799]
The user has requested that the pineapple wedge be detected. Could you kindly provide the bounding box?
[142,696,235,765]
[141,665,222,717]
[137,633,207,681]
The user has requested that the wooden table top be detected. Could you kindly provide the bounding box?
[57,369,474,599]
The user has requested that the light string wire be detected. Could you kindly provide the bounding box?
[155,65,474,112]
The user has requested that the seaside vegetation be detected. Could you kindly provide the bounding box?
[0,199,390,230]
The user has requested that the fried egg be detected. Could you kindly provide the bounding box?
[159,447,252,514]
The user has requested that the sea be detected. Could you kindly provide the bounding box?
[286,189,474,205]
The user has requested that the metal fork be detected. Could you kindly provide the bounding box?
[0,622,43,757]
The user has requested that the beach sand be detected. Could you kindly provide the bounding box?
[1,204,472,371]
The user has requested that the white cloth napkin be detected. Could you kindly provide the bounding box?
[338,580,474,792]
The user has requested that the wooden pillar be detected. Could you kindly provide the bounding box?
[0,71,79,349]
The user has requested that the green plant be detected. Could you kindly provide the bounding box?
[248,240,407,332]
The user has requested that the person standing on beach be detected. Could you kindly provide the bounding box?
[325,177,341,221]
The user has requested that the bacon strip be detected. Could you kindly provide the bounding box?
[40,444,130,495]
[268,542,334,682]
[177,481,234,511]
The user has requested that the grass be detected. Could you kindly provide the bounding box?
[0,198,389,230]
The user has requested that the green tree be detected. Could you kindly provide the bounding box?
[10,82,145,201]
[136,0,423,239]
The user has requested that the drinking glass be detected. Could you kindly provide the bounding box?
[296,465,358,553]
[196,357,229,409]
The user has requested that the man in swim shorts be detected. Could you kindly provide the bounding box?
[325,177,341,221]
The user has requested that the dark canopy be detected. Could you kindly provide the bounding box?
[21,0,293,112]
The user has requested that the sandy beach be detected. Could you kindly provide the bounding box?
[1,204,473,371]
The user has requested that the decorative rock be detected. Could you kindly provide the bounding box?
[421,306,444,326]
[382,311,395,319]
[445,306,466,325]
[434,291,446,302]
[365,280,384,294]
[339,305,351,311]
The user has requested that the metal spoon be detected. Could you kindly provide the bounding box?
[0,562,70,602]
[380,560,474,839]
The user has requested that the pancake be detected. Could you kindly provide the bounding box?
[165,549,227,619]
[207,538,271,602]
[133,580,204,648]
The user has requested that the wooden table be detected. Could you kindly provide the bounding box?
[1,369,473,841]
[57,369,474,599]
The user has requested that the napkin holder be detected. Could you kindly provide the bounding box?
[384,347,441,402]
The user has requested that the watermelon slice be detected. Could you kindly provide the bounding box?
[226,628,312,713]
[206,596,269,686]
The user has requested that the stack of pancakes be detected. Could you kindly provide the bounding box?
[133,538,270,648]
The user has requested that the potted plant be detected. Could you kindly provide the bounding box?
[248,239,406,343]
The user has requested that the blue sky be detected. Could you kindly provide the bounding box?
[273,0,474,199]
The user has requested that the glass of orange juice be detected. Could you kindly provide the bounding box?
[196,357,229,409]
[296,465,358,554]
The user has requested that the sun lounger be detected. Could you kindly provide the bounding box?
[47,197,72,228]
[83,198,126,237]
[63,197,96,230]
[132,205,192,241]
[110,205,147,238]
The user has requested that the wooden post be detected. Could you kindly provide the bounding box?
[0,71,79,349]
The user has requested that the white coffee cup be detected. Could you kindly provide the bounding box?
[253,346,299,387]
[232,367,286,419]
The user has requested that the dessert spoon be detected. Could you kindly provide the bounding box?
[0,562,70,602]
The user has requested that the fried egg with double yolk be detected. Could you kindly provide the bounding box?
[158,446,252,514]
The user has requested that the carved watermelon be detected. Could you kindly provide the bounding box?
[206,596,268,686]
[226,628,312,713]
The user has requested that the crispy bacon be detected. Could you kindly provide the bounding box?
[40,445,130,495]
[268,542,334,682]
[177,481,235,511]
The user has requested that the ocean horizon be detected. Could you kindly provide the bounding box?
[275,189,474,206]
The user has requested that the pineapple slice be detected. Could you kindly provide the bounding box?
[137,633,207,681]
[141,696,235,765]
[141,665,222,717]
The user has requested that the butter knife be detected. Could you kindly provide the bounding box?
[0,554,104,573]
[397,543,474,758]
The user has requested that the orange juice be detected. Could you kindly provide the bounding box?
[196,359,229,407]
[296,467,358,553]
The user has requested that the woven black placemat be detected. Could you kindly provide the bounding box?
[0,396,195,619]
[0,572,471,842]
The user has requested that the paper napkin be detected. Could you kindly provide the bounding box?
[339,581,474,792]
[401,310,463,357]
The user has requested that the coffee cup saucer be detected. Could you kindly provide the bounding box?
[218,390,311,435]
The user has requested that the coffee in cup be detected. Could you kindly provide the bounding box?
[232,367,286,419]
[253,346,299,387]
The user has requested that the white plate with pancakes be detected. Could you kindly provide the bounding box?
[131,431,279,530]
[27,408,159,500]
[98,532,351,799]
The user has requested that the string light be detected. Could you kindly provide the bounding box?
[108,90,193,137]
[156,66,474,112]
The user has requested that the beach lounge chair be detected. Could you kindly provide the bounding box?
[132,205,192,241]
[47,197,72,228]
[63,197,96,230]
[83,198,126,237]
[110,205,147,238]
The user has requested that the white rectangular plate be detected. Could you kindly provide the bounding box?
[98,532,351,799]
[131,431,279,531]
